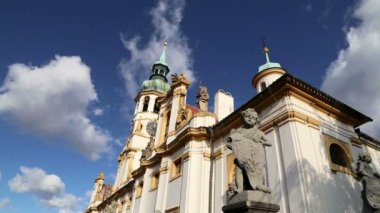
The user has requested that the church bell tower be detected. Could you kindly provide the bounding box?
[113,43,171,189]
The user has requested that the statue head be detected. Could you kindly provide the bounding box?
[197,84,209,101]
[240,108,259,128]
[359,152,372,163]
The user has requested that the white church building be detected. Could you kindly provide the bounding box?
[86,44,380,213]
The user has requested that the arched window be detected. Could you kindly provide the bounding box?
[323,133,354,175]
[153,99,160,113]
[329,144,350,168]
[142,96,150,112]
[260,82,267,91]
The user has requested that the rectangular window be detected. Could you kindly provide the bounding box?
[171,158,182,180]
[150,172,159,190]
[136,182,143,198]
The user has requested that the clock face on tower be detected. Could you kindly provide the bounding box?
[146,121,157,137]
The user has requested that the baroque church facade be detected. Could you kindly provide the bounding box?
[86,44,380,213]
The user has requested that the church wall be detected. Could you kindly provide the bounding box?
[179,140,211,213]
[165,147,185,211]
[138,166,159,213]
[256,72,284,93]
[211,137,227,213]
[289,97,362,213]
[276,122,306,213]
[190,115,216,128]
[265,127,289,213]
[166,173,182,209]
[131,197,140,213]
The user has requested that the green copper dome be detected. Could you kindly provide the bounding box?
[141,78,171,93]
[139,42,171,94]
[258,62,282,72]
[257,46,282,72]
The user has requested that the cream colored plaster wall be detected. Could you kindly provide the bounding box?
[287,96,362,213]
[154,160,169,212]
[214,90,234,121]
[256,72,284,93]
[189,116,216,128]
[179,141,211,213]
[131,198,140,213]
[165,147,184,210]
[166,176,182,209]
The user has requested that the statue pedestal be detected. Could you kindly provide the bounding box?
[222,191,280,213]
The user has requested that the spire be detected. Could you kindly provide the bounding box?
[258,36,281,73]
[155,42,168,66]
[159,42,168,65]
[262,35,271,63]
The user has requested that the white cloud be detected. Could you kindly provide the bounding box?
[0,55,111,160]
[9,166,81,213]
[119,0,194,99]
[93,108,104,116]
[0,197,10,209]
[41,194,81,213]
[9,166,65,198]
[322,0,380,137]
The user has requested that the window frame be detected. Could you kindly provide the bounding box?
[322,133,355,176]
[170,157,182,181]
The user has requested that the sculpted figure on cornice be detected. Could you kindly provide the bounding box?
[356,152,380,212]
[171,73,187,84]
[226,108,272,199]
[196,84,209,112]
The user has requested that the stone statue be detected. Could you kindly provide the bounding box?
[223,108,279,213]
[196,84,209,111]
[171,73,186,83]
[356,152,380,212]
[226,108,272,197]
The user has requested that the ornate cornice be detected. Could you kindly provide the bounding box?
[213,74,371,139]
[140,127,210,167]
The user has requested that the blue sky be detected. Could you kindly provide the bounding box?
[1,0,380,212]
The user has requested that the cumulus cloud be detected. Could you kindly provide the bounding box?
[93,108,104,116]
[321,0,380,137]
[9,166,65,198]
[0,56,111,160]
[41,194,81,213]
[119,0,194,99]
[0,197,10,209]
[9,166,81,213]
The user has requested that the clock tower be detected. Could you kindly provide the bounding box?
[113,43,171,190]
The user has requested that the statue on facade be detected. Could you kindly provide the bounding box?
[222,107,280,212]
[223,108,279,212]
[171,73,187,83]
[356,152,380,212]
[226,108,272,198]
[196,84,209,112]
